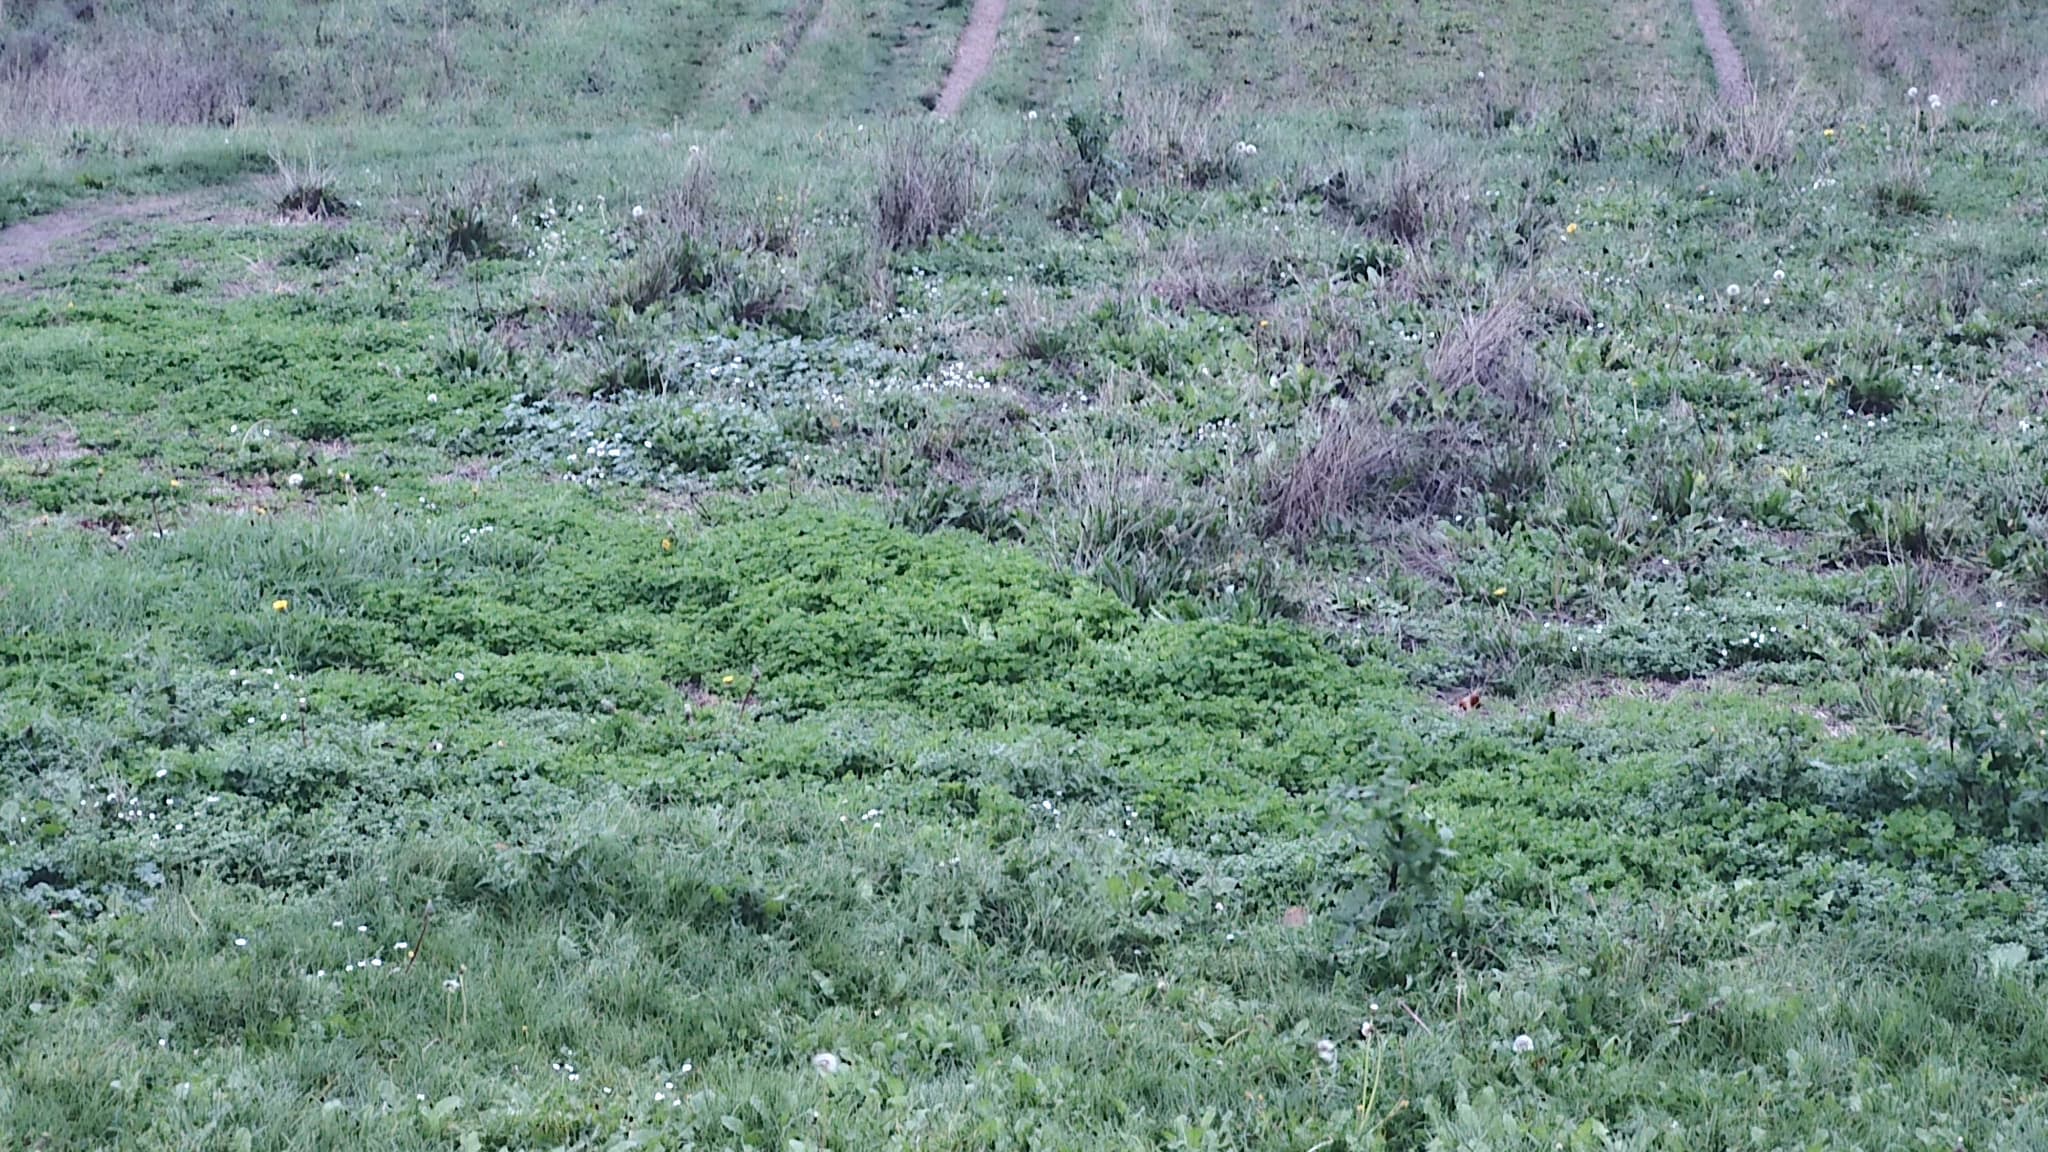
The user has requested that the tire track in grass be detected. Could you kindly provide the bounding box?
[743,0,828,113]
[0,188,254,288]
[935,0,1008,117]
[1691,0,1753,104]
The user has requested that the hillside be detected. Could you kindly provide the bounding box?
[4,0,2048,1147]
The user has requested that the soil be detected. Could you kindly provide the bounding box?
[0,188,253,288]
[935,0,1008,118]
[1690,0,1753,105]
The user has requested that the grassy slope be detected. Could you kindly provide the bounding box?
[4,0,2048,1148]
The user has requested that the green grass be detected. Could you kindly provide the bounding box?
[4,0,2048,1146]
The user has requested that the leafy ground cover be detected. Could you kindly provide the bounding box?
[5,0,2048,1148]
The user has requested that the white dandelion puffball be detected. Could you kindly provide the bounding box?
[286,473,303,488]
[811,1051,843,1076]
[1512,1034,1535,1054]
[1725,284,1741,298]
[1927,94,1942,110]
[1315,1038,1338,1065]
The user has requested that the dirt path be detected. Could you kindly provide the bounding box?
[744,0,828,113]
[935,0,1007,117]
[1690,0,1753,105]
[0,189,251,286]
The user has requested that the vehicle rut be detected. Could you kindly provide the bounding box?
[935,0,1008,117]
[1690,0,1753,105]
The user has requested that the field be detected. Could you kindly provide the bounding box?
[4,0,2048,1147]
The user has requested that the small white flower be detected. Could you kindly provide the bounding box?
[286,473,304,488]
[1772,268,1785,282]
[1907,87,1919,99]
[1025,109,1039,121]
[1725,284,1741,297]
[811,1051,843,1075]
[426,393,439,404]
[1315,1038,1338,1065]
[631,205,645,219]
[234,937,248,947]
[1512,1034,1535,1054]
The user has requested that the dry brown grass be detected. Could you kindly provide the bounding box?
[1148,228,1278,317]
[0,27,246,128]
[1318,140,1473,248]
[1669,83,1802,172]
[1264,401,1427,540]
[1114,87,1246,189]
[1427,288,1545,417]
[1373,141,1473,245]
[1266,281,1556,542]
[874,127,982,252]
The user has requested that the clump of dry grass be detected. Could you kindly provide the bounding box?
[874,126,982,252]
[1264,401,1428,540]
[1673,84,1802,172]
[1148,228,1279,317]
[270,149,348,220]
[1114,87,1246,189]
[1426,289,1545,416]
[1265,285,1554,542]
[1377,143,1469,243]
[1320,140,1473,247]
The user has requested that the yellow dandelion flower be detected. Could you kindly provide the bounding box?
[1822,128,1836,139]
[661,537,674,553]
[169,478,182,489]
[1492,586,1508,598]
[272,598,290,613]
[1565,222,1579,235]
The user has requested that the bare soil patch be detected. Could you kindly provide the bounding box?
[0,425,88,466]
[0,188,254,288]
[1690,0,1753,105]
[936,0,1008,118]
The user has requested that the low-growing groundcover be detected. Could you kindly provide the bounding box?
[4,5,2048,1142]
[5,495,2048,1149]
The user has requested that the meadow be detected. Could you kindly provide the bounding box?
[3,0,2048,1147]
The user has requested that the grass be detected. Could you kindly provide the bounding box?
[4,0,2048,1147]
